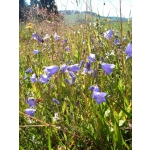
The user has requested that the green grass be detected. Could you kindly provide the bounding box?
[19,17,132,150]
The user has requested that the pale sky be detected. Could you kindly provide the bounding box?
[26,0,132,18]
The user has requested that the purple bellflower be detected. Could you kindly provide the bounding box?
[79,60,84,68]
[89,85,100,92]
[25,108,36,117]
[44,66,59,76]
[60,64,68,73]
[114,38,120,45]
[125,43,132,59]
[65,71,76,85]
[65,46,70,52]
[83,61,92,74]
[32,33,44,43]
[92,92,107,105]
[25,68,32,73]
[26,98,36,107]
[104,30,113,40]
[39,74,49,84]
[33,50,40,54]
[88,53,95,62]
[54,33,60,41]
[101,63,115,75]
[30,74,38,83]
[53,98,60,104]
[67,64,80,72]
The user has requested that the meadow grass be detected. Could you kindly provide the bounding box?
[19,16,132,150]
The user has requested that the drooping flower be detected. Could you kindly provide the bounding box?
[83,61,92,74]
[30,73,38,83]
[125,42,132,59]
[33,50,40,54]
[32,33,44,43]
[39,74,49,84]
[114,38,120,45]
[67,64,80,72]
[62,38,68,43]
[26,98,36,107]
[88,53,95,62]
[101,63,115,75]
[54,33,60,41]
[65,71,76,85]
[79,60,84,68]
[93,69,97,77]
[60,64,68,73]
[25,68,32,73]
[65,46,70,52]
[53,98,60,104]
[25,108,36,117]
[44,66,59,75]
[104,30,113,40]
[92,92,107,104]
[89,85,100,92]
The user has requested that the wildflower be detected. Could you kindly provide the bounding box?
[30,73,38,83]
[54,32,60,41]
[62,38,68,43]
[125,42,132,59]
[53,98,59,104]
[83,61,92,74]
[60,64,68,73]
[67,64,80,72]
[44,66,59,75]
[25,68,32,73]
[79,60,84,68]
[32,33,44,43]
[92,91,107,104]
[114,38,120,45]
[101,63,115,75]
[93,69,97,77]
[65,71,76,85]
[104,30,113,40]
[53,113,60,122]
[25,108,36,117]
[26,23,33,29]
[39,74,49,84]
[33,50,40,54]
[88,53,95,62]
[65,46,70,52]
[100,57,104,63]
[89,85,100,92]
[26,98,36,107]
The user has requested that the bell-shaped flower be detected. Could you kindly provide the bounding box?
[65,46,70,52]
[101,63,115,75]
[32,33,44,43]
[60,64,68,73]
[26,98,36,107]
[25,108,36,117]
[93,69,97,77]
[88,53,95,62]
[67,64,80,72]
[104,30,113,40]
[83,61,92,74]
[33,50,40,54]
[89,85,100,92]
[92,92,107,104]
[39,74,49,84]
[30,73,38,83]
[125,43,132,59]
[53,98,60,104]
[54,32,60,41]
[79,60,84,68]
[25,68,32,73]
[65,71,76,85]
[114,38,120,45]
[44,66,59,75]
